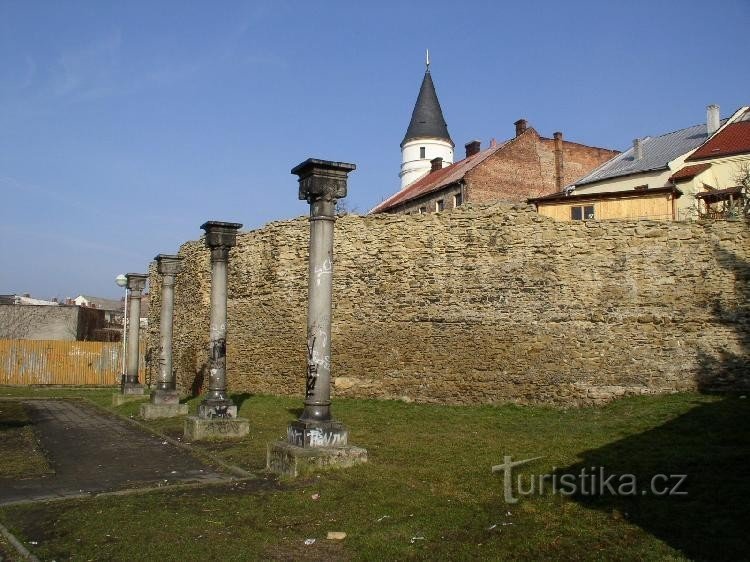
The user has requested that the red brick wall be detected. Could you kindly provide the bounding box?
[465,129,618,204]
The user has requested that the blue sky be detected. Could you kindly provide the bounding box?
[1,0,748,299]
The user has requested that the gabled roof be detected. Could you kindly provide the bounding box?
[401,70,452,147]
[573,121,725,187]
[76,295,124,311]
[371,141,508,213]
[686,111,750,161]
[669,163,712,182]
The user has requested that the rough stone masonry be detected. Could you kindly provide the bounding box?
[146,204,750,406]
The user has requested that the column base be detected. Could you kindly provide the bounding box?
[288,419,348,448]
[121,383,146,395]
[184,415,249,441]
[267,420,367,477]
[140,403,189,420]
[112,392,150,406]
[151,389,180,405]
[267,441,368,477]
[197,399,238,419]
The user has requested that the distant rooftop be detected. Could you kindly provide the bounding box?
[687,109,750,161]
[573,120,727,187]
[75,295,124,311]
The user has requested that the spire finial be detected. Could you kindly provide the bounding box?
[426,48,430,71]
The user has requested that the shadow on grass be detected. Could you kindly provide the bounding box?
[560,238,750,561]
[557,395,748,561]
[287,407,304,418]
[230,393,253,411]
[0,419,32,430]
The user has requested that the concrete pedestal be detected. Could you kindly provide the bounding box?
[112,392,149,406]
[140,403,189,420]
[268,420,367,477]
[184,416,249,441]
[267,440,367,477]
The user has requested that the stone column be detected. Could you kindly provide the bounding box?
[184,221,249,440]
[267,158,367,477]
[140,255,188,419]
[122,273,147,394]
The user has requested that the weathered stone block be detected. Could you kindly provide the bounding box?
[112,392,150,406]
[121,383,146,395]
[151,389,180,405]
[183,415,249,441]
[140,403,188,420]
[267,441,367,477]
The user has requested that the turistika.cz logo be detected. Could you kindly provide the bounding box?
[491,456,687,504]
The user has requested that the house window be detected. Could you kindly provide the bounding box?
[571,205,595,221]
[419,206,426,214]
[454,193,463,207]
[420,147,426,159]
[436,199,444,212]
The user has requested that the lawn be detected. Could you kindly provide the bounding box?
[0,386,747,561]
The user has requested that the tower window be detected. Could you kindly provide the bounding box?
[420,147,426,159]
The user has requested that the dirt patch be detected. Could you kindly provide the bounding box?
[0,400,52,479]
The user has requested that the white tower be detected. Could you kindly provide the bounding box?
[399,51,454,189]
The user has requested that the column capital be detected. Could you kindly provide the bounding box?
[154,254,184,276]
[200,221,243,249]
[292,158,356,204]
[125,273,148,293]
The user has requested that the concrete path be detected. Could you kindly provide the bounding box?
[0,399,230,505]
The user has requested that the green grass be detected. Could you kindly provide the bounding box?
[0,400,52,480]
[0,387,747,561]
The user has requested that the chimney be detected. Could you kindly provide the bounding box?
[707,104,720,135]
[633,138,644,160]
[514,119,528,137]
[553,132,564,189]
[465,140,481,158]
[430,157,443,173]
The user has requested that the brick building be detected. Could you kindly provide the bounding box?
[372,119,620,214]
[372,60,618,215]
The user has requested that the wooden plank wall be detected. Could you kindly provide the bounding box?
[538,193,674,221]
[0,340,145,385]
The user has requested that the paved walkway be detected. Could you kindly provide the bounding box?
[0,399,231,505]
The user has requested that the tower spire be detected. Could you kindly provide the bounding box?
[398,54,454,189]
[401,60,452,148]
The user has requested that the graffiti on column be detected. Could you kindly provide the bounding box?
[314,258,332,287]
[305,336,317,398]
[211,338,226,363]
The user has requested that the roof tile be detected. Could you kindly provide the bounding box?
[686,120,750,161]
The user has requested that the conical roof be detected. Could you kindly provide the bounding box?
[401,70,453,147]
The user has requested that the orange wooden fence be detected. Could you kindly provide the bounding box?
[0,340,145,386]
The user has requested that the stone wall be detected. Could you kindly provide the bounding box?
[148,205,750,406]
